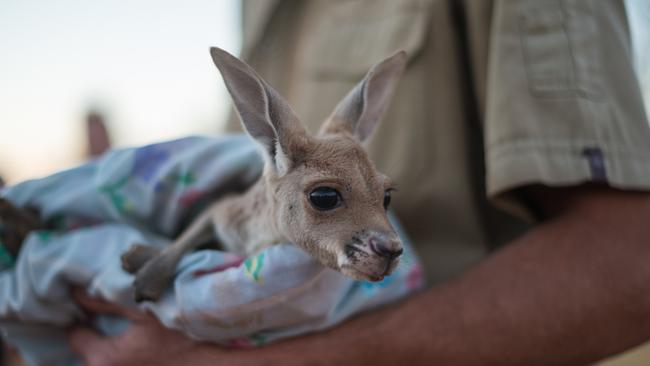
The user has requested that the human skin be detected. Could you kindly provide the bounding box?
[67,184,650,366]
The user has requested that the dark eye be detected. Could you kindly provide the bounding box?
[309,187,342,211]
[383,190,392,210]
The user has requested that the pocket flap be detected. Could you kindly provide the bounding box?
[302,0,433,80]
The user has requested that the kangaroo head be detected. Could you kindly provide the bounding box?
[210,47,406,282]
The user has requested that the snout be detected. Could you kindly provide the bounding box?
[340,232,403,282]
[368,236,403,260]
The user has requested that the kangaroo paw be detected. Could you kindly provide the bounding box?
[0,198,43,256]
[121,244,161,274]
[132,254,177,302]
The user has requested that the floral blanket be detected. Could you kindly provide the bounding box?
[0,135,424,366]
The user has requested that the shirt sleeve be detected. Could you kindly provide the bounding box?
[484,0,650,218]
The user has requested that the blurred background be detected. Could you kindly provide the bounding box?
[0,0,648,185]
[0,0,240,184]
[0,1,649,365]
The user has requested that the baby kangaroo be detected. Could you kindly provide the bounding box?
[121,47,407,302]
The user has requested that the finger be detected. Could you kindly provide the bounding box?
[67,326,104,353]
[72,288,146,321]
[67,326,117,365]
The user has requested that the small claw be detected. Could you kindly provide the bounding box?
[133,290,158,303]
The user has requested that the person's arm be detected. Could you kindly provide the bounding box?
[70,184,650,366]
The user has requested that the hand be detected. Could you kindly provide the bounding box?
[67,289,286,366]
[67,290,204,366]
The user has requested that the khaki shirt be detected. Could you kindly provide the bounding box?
[224,0,650,285]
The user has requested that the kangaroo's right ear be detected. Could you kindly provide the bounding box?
[210,47,307,175]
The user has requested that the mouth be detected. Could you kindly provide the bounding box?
[340,264,389,282]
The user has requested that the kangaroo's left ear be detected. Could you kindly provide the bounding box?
[319,51,407,142]
[210,47,308,175]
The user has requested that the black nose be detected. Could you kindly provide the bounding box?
[369,238,403,259]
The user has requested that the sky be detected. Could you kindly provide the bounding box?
[0,1,648,184]
[0,0,241,183]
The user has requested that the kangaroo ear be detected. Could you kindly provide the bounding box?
[210,47,307,175]
[320,51,407,142]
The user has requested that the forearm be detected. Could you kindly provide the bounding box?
[192,188,650,365]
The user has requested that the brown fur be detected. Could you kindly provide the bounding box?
[122,47,407,302]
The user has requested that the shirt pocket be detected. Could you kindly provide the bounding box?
[301,0,433,80]
[519,0,605,100]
